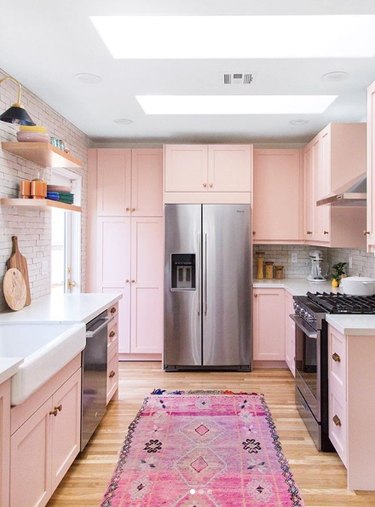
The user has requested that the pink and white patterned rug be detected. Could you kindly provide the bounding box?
[101,390,304,506]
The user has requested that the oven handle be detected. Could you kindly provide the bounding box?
[290,314,318,339]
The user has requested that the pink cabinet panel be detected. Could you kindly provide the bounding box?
[130,218,164,354]
[96,149,131,216]
[0,380,11,507]
[312,138,330,243]
[253,149,302,242]
[208,145,251,192]
[284,292,295,376]
[164,144,208,192]
[10,399,51,507]
[131,149,163,217]
[367,82,375,249]
[97,218,131,286]
[253,289,285,361]
[303,144,315,240]
[50,370,81,491]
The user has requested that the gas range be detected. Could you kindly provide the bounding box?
[293,291,375,332]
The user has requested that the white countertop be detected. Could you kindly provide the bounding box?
[253,278,335,295]
[0,292,122,324]
[0,358,23,385]
[326,314,375,336]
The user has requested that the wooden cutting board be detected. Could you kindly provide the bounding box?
[6,236,31,306]
[3,268,27,311]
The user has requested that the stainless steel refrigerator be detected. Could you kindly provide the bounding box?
[164,204,251,371]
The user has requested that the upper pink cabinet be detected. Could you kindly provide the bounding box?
[164,144,252,199]
[93,148,163,217]
[253,149,302,243]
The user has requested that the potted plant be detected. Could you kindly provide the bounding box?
[331,262,347,288]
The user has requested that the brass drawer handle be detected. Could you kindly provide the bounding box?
[306,231,312,235]
[110,307,117,314]
[49,408,58,417]
[323,230,329,235]
[209,183,213,188]
[131,208,136,212]
[109,330,116,338]
[252,231,256,235]
[126,207,130,212]
[109,370,116,378]
[332,352,341,363]
[333,414,342,427]
[203,183,207,188]
[364,231,370,236]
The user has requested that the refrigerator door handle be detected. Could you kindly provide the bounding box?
[198,233,201,316]
[204,233,208,315]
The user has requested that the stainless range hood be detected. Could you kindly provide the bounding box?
[317,172,367,207]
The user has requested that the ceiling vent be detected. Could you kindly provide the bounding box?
[224,73,253,85]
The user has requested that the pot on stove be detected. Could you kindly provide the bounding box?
[341,276,375,296]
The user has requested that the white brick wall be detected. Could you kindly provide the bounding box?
[0,69,89,310]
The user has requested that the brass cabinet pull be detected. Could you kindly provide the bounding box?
[109,370,116,378]
[109,330,116,338]
[323,230,329,235]
[125,279,130,283]
[332,352,341,363]
[131,280,136,283]
[49,408,58,417]
[306,231,313,235]
[203,183,207,187]
[252,231,256,235]
[209,183,213,188]
[364,231,370,236]
[254,294,258,298]
[110,307,117,314]
[333,414,342,427]
[131,208,136,212]
[126,207,130,212]
[56,404,62,412]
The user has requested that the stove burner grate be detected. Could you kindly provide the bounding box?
[306,291,375,314]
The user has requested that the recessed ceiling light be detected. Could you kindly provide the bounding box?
[290,119,309,126]
[321,71,349,82]
[113,118,133,125]
[136,95,337,115]
[91,15,375,59]
[75,73,102,84]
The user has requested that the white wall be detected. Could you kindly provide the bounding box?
[0,69,89,310]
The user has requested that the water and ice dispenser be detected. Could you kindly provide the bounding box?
[170,254,196,290]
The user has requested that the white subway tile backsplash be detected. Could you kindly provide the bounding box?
[0,68,89,311]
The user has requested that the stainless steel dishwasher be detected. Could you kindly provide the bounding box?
[81,310,111,451]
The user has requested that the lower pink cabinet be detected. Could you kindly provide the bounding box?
[0,380,11,507]
[106,304,119,404]
[252,288,285,362]
[284,291,296,376]
[10,360,81,507]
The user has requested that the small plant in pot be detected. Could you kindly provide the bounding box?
[331,262,347,288]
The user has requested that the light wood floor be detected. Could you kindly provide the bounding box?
[48,362,375,506]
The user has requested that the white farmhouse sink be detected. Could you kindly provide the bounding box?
[0,322,86,405]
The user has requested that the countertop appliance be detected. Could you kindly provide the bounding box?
[307,250,327,282]
[81,310,111,451]
[164,204,251,371]
[291,291,375,452]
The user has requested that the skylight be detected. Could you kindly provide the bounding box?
[135,95,337,115]
[90,15,375,59]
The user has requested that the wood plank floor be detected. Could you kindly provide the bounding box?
[48,362,375,506]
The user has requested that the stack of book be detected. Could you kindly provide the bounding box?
[47,185,74,205]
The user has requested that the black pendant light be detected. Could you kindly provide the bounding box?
[0,76,35,126]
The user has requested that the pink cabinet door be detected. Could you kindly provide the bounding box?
[313,138,330,243]
[303,144,315,240]
[0,380,10,507]
[97,218,131,353]
[130,217,164,353]
[284,293,296,376]
[208,145,252,192]
[50,370,81,492]
[97,149,131,216]
[131,149,163,216]
[253,149,302,241]
[164,144,208,192]
[367,82,375,248]
[253,289,285,361]
[10,399,51,507]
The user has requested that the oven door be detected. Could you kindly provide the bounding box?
[290,314,321,422]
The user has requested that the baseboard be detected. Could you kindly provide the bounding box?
[119,353,162,362]
[253,360,288,369]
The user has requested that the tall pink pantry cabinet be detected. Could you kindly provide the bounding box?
[88,149,164,358]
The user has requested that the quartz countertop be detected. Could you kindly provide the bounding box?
[253,278,335,295]
[326,314,375,336]
[0,358,23,385]
[0,292,122,324]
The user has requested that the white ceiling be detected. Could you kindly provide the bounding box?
[1,1,375,144]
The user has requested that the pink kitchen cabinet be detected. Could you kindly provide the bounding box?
[0,380,11,507]
[106,304,119,404]
[303,144,315,240]
[164,144,252,202]
[96,149,131,216]
[253,288,285,363]
[253,149,302,243]
[284,291,296,376]
[10,364,81,507]
[131,149,163,217]
[367,81,375,250]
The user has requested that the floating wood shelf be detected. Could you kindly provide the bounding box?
[0,198,81,213]
[1,142,83,168]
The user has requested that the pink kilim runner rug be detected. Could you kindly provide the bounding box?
[101,390,304,506]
